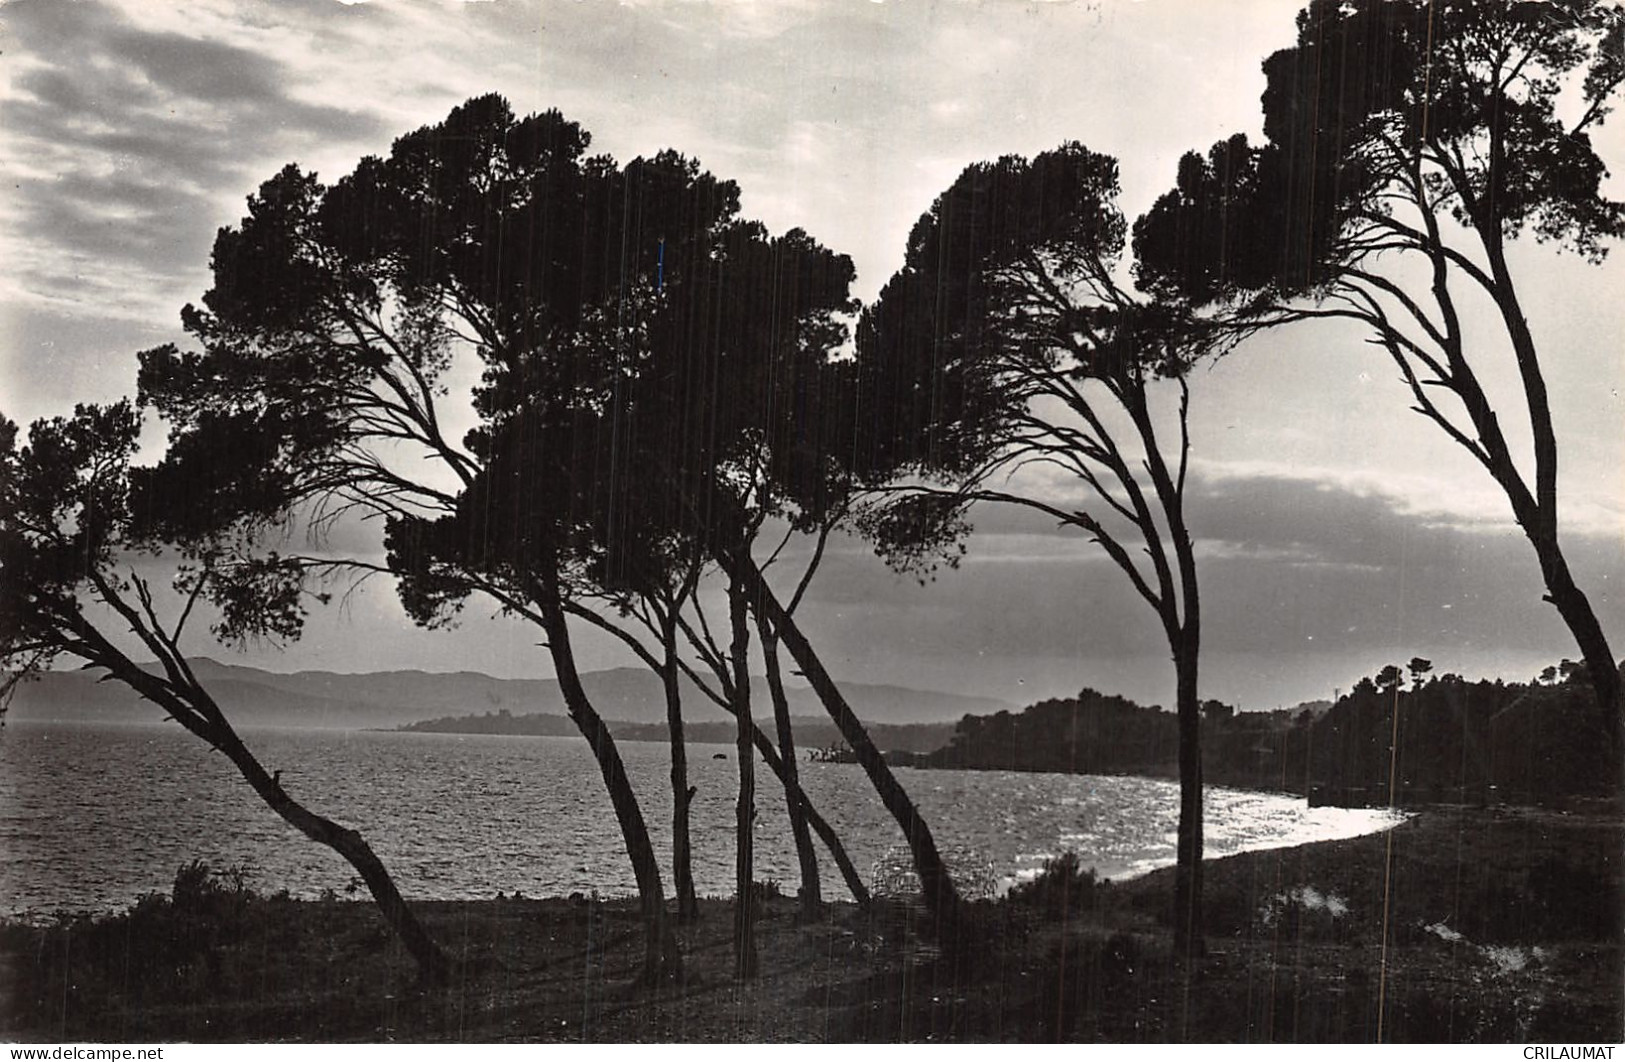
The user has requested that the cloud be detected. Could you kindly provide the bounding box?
[2,0,1615,712]
[1,0,386,323]
[0,0,405,426]
[1181,469,1621,660]
[780,466,1621,681]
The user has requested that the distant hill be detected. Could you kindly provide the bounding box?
[396,710,959,755]
[4,659,1013,731]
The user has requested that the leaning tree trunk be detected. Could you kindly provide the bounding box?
[71,630,455,983]
[719,549,959,921]
[1526,527,1623,757]
[726,569,760,980]
[758,611,822,920]
[534,568,681,983]
[659,619,700,922]
[1470,389,1623,753]
[210,726,457,982]
[704,687,870,906]
[1444,235,1620,754]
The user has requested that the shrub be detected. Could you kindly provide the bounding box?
[0,860,273,1032]
[1007,851,1111,917]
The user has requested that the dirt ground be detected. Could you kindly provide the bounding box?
[3,805,1619,1042]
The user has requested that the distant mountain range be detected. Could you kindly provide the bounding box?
[395,709,961,755]
[4,658,1014,731]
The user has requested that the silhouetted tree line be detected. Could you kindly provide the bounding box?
[4,0,1622,987]
[922,662,1622,808]
[396,708,955,754]
[924,692,1181,776]
[1309,662,1623,807]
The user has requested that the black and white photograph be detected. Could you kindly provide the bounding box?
[1,0,1622,1045]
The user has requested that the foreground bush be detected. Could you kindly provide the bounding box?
[1007,852,1114,918]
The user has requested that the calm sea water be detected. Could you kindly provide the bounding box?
[0,720,1403,917]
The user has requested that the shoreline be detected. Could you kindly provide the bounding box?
[3,804,1619,1042]
[0,783,1406,924]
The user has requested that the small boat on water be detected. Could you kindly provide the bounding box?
[809,743,858,763]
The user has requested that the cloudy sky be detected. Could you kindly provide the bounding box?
[3,0,1621,713]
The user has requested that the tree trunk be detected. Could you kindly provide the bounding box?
[1170,641,1204,960]
[714,692,870,905]
[1446,235,1620,749]
[719,548,958,922]
[660,620,700,923]
[1126,381,1206,961]
[1461,372,1622,748]
[726,569,759,980]
[758,611,822,920]
[534,569,681,983]
[65,628,457,984]
[1526,528,1623,756]
[212,728,456,983]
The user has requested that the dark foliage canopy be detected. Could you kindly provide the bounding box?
[132,95,872,634]
[0,402,309,707]
[1130,0,1625,735]
[1134,0,1625,305]
[1,404,145,663]
[856,144,1133,480]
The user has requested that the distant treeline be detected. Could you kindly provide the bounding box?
[395,709,957,756]
[910,664,1622,808]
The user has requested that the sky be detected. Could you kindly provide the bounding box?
[2,0,1622,714]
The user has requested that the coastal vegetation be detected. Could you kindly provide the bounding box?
[2,0,1622,1041]
[385,652,1619,815]
[4,807,1618,1042]
[0,406,458,981]
[860,143,1226,956]
[916,662,1620,808]
[1134,0,1625,741]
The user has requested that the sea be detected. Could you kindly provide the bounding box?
[0,719,1405,918]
